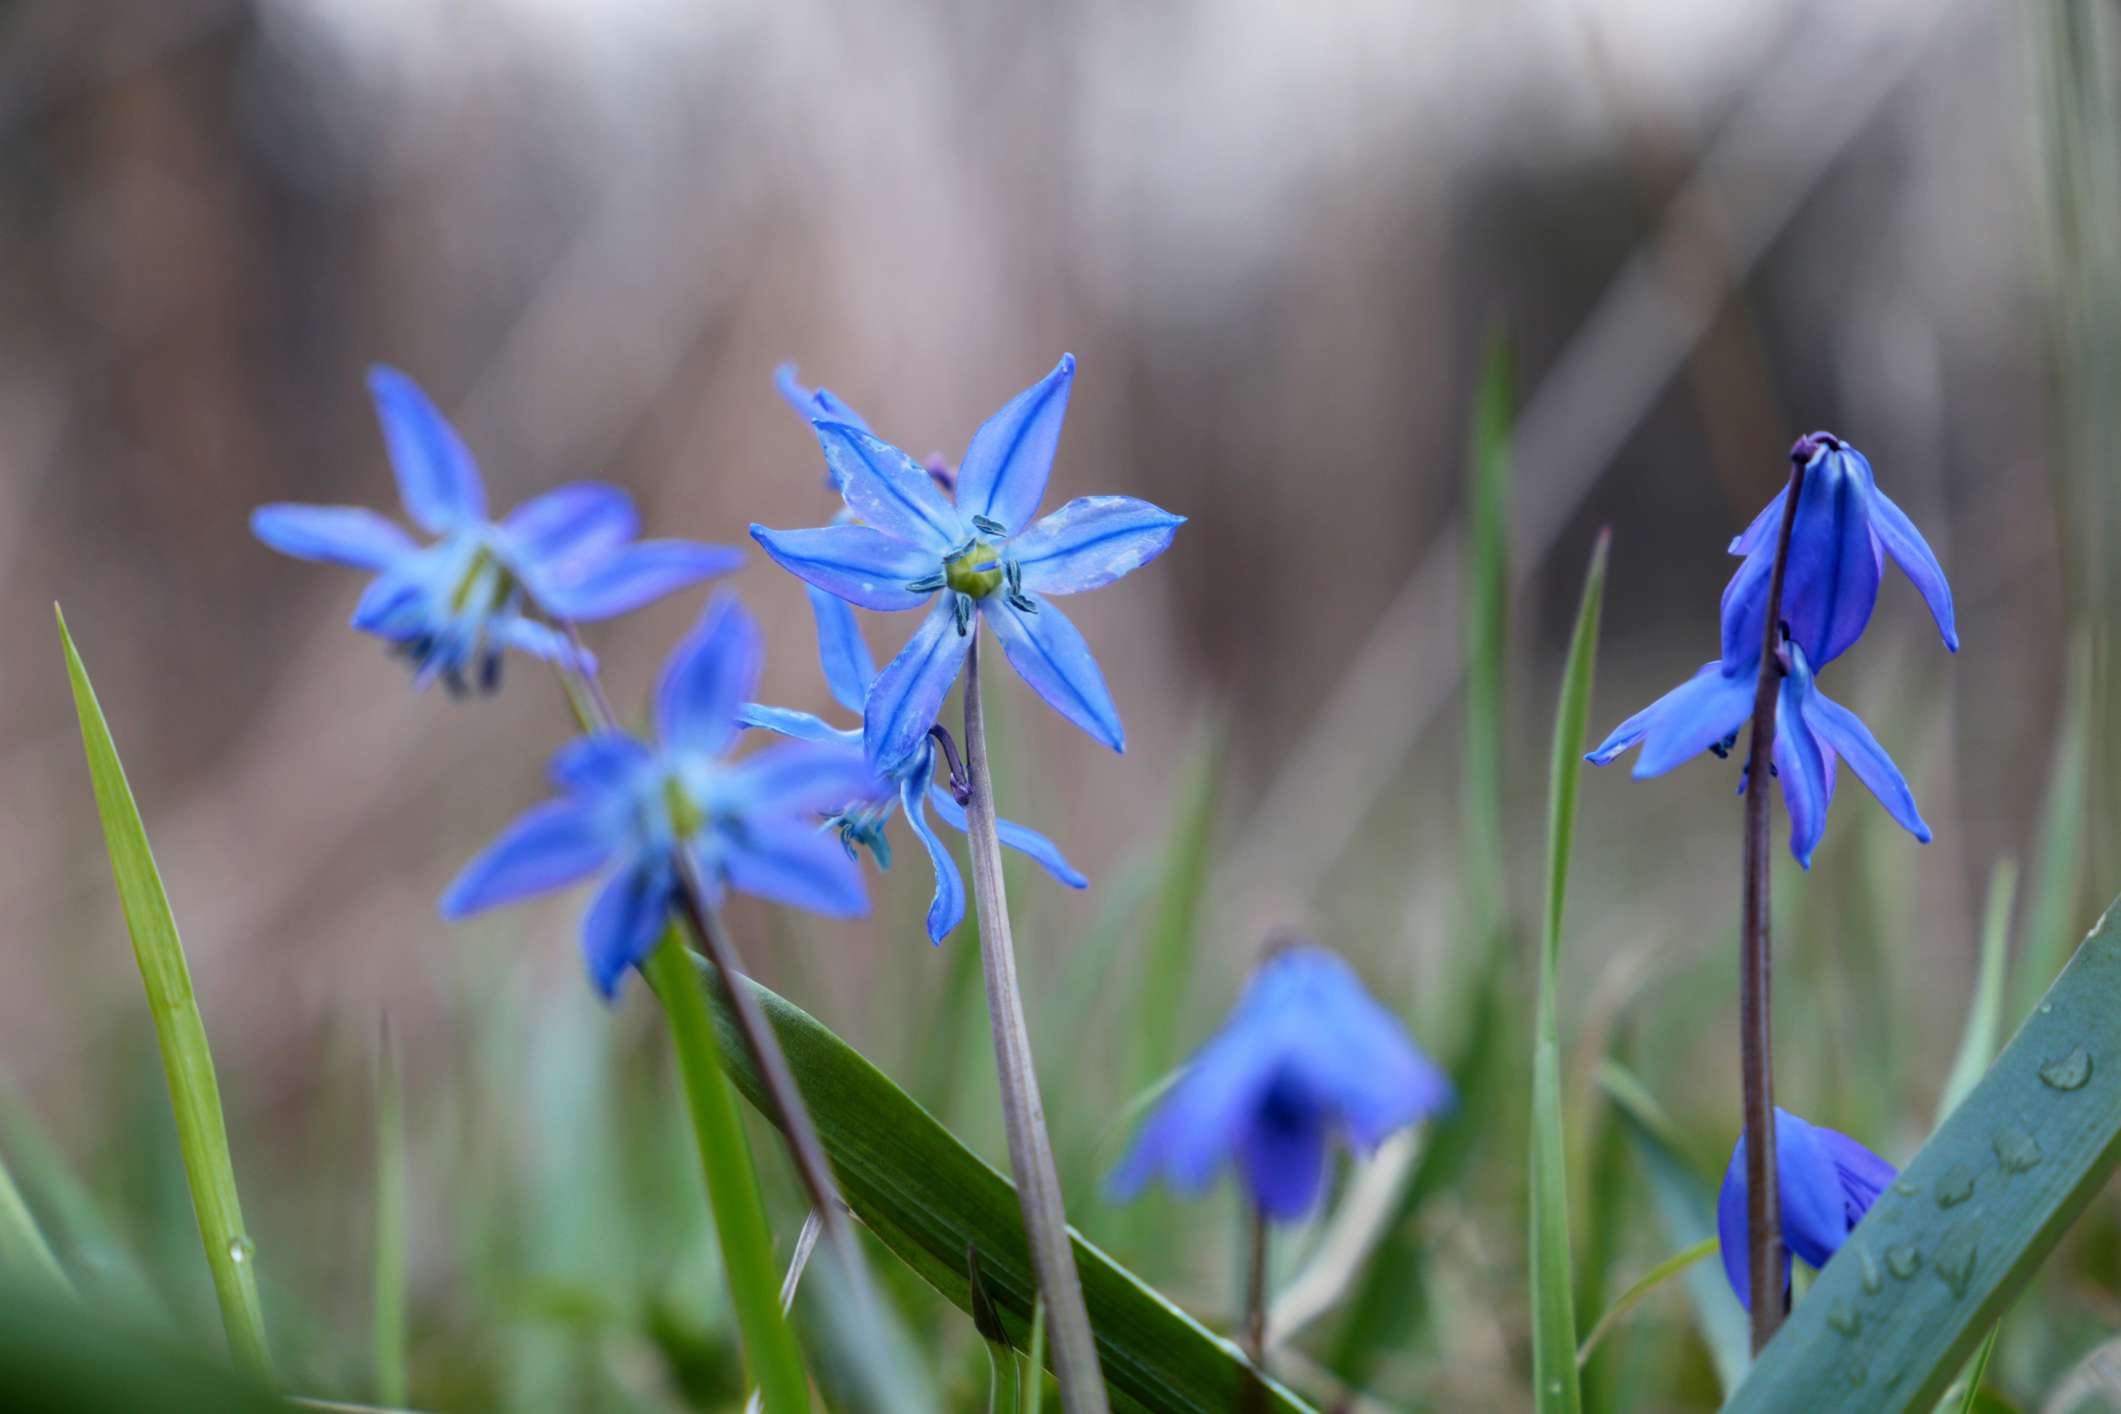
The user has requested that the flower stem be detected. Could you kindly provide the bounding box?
[1740,456,1808,1351]
[1245,1206,1269,1366]
[960,634,1110,1414]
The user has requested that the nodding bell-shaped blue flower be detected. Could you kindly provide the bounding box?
[252,367,742,694]
[1719,432,1958,676]
[1717,1108,1895,1312]
[1109,945,1452,1222]
[751,355,1185,773]
[737,587,1086,944]
[439,594,872,998]
[1585,638,1929,868]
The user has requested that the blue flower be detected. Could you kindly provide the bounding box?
[439,595,873,997]
[1109,945,1452,1222]
[1717,1108,1895,1312]
[1719,432,1958,675]
[1585,640,1929,867]
[751,355,1184,772]
[737,587,1086,944]
[253,367,742,693]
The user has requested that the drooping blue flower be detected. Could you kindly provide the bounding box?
[737,587,1086,944]
[253,367,742,693]
[1585,639,1929,867]
[1718,432,1958,676]
[1717,1108,1895,1312]
[751,355,1185,772]
[1110,945,1452,1222]
[440,594,872,997]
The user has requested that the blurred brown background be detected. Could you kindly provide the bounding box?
[0,0,2091,1222]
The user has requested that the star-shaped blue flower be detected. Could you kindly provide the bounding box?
[253,367,742,693]
[751,356,1184,772]
[738,586,1086,944]
[1586,638,1928,868]
[1718,432,1958,676]
[440,595,872,997]
[1110,945,1452,1222]
[1717,1108,1894,1312]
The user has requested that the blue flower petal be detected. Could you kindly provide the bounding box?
[955,354,1075,537]
[1595,661,1753,778]
[250,503,415,571]
[808,584,878,712]
[718,819,869,918]
[1721,451,1881,672]
[1817,1125,1895,1226]
[1772,671,1833,869]
[720,740,877,817]
[736,703,862,747]
[657,595,762,757]
[501,482,639,574]
[1865,481,1959,652]
[775,363,872,435]
[814,422,965,554]
[749,524,939,613]
[494,617,596,673]
[1110,1029,1276,1199]
[982,594,1124,753]
[1797,675,1931,843]
[440,799,619,919]
[550,732,654,793]
[900,749,965,943]
[367,366,487,533]
[1010,496,1185,595]
[1717,1109,1854,1312]
[1728,484,1788,557]
[863,597,972,774]
[1236,1078,1332,1221]
[929,788,1087,890]
[581,856,676,1000]
[536,540,744,622]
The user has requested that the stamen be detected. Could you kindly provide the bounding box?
[927,725,973,805]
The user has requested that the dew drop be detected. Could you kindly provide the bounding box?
[1856,1243,1883,1295]
[1934,1164,1976,1208]
[1885,1243,1922,1279]
[1845,1361,1868,1389]
[2040,1003,2054,1015]
[1932,1230,1977,1298]
[1994,1125,2043,1173]
[2040,1048,2094,1091]
[1892,1180,1921,1198]
[1546,1379,1563,1396]
[228,1236,254,1265]
[1826,1298,1861,1337]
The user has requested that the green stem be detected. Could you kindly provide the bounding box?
[642,931,812,1414]
[960,634,1109,1414]
[371,1020,406,1406]
[0,1145,72,1298]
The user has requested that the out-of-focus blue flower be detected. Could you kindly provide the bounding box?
[1719,432,1958,675]
[253,367,741,693]
[440,595,872,997]
[751,355,1184,772]
[737,587,1086,943]
[1109,945,1451,1222]
[1717,1108,1894,1312]
[1584,640,1929,867]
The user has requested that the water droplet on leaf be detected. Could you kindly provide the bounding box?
[2040,1048,2093,1091]
[1856,1243,1883,1294]
[1932,1230,1977,1297]
[1885,1243,1922,1279]
[1826,1298,1861,1337]
[1892,1180,1921,1197]
[1934,1164,1976,1208]
[1993,1125,2043,1173]
[228,1236,254,1265]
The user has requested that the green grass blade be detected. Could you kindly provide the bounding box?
[695,962,1320,1414]
[1950,1324,2002,1413]
[1530,530,1607,1414]
[1726,892,2121,1412]
[640,931,812,1414]
[1938,860,2019,1125]
[1131,721,1223,1089]
[1464,332,1514,933]
[2010,635,2092,1020]
[0,1278,284,1413]
[372,1020,407,1406]
[56,606,272,1377]
[1573,1237,1718,1370]
[1600,1061,1749,1394]
[0,1144,72,1299]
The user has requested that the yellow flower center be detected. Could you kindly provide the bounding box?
[944,541,1004,598]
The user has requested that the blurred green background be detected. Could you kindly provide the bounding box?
[0,0,2115,1408]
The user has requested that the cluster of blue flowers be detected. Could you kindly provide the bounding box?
[1587,431,1955,1308]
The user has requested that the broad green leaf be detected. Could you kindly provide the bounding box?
[640,931,812,1414]
[0,1145,71,1299]
[1938,860,2019,1124]
[1726,892,2121,1412]
[1530,531,1608,1414]
[57,607,271,1376]
[695,962,1319,1414]
[371,1020,407,1406]
[1600,1062,1749,1394]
